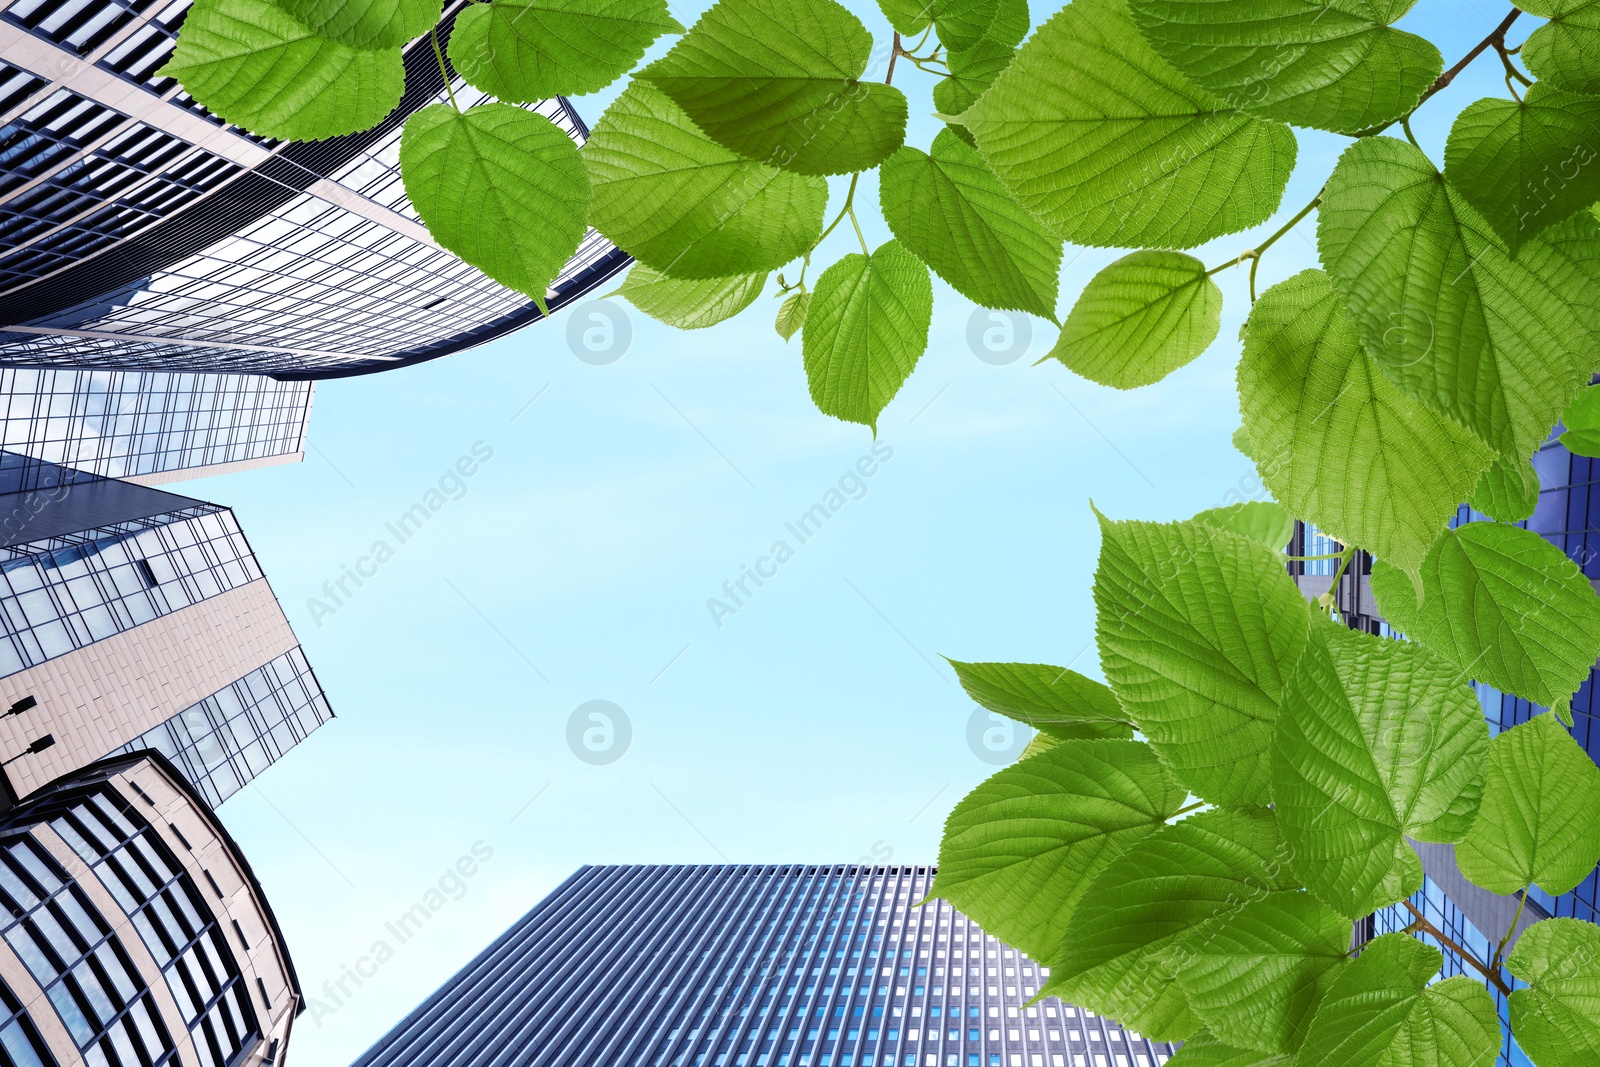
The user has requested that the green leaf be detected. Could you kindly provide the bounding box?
[973,0,1029,47]
[876,0,931,36]
[1050,808,1301,1042]
[1443,89,1600,256]
[583,83,828,279]
[932,0,1027,133]
[1369,522,1600,711]
[1049,251,1222,389]
[1018,732,1059,760]
[1506,918,1600,1067]
[1167,1032,1296,1067]
[1127,0,1441,134]
[1232,425,1254,460]
[640,0,908,175]
[931,739,1186,964]
[160,0,403,141]
[1470,453,1541,522]
[947,660,1133,740]
[1318,135,1600,465]
[931,0,998,50]
[615,264,766,329]
[1561,384,1600,457]
[878,129,1061,319]
[1237,270,1495,583]
[1299,934,1500,1067]
[1456,713,1600,896]
[801,241,933,429]
[960,0,1296,249]
[1520,1,1600,96]
[447,0,683,102]
[1093,512,1311,807]
[275,0,441,49]
[775,291,810,342]
[1194,501,1294,553]
[933,38,1017,118]
[1173,892,1350,1054]
[401,104,588,310]
[1272,622,1488,919]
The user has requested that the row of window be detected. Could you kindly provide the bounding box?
[51,787,257,1067]
[0,501,261,678]
[0,367,312,481]
[0,833,175,1067]
[114,646,333,807]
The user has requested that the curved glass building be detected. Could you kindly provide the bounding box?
[0,0,628,380]
[0,750,302,1067]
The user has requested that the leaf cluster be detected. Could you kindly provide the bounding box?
[939,501,1600,1065]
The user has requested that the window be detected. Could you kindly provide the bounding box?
[0,974,54,1067]
[0,835,172,1067]
[51,790,258,1067]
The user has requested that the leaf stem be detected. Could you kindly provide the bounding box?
[886,31,900,84]
[1171,800,1208,818]
[1326,544,1356,588]
[1495,36,1535,88]
[1490,889,1529,971]
[1401,117,1421,150]
[813,172,862,253]
[1403,901,1512,995]
[1317,544,1357,617]
[848,204,869,255]
[431,28,460,111]
[1206,189,1322,302]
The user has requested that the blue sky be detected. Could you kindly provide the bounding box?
[190,5,1520,1064]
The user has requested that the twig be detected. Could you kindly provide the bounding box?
[1403,900,1511,995]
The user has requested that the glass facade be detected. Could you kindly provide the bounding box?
[0,368,312,482]
[50,787,258,1067]
[0,0,629,379]
[354,865,1175,1067]
[0,832,176,1067]
[0,491,262,679]
[0,450,334,806]
[113,647,334,808]
[0,969,56,1067]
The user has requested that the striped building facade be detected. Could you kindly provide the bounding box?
[353,865,1176,1067]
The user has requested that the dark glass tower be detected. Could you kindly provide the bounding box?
[352,864,1176,1067]
[0,0,628,379]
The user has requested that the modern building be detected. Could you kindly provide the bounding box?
[0,748,301,1067]
[0,0,628,379]
[352,864,1176,1067]
[0,450,332,809]
[0,367,313,485]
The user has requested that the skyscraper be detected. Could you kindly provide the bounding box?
[351,865,1176,1067]
[0,451,332,808]
[0,368,313,485]
[0,0,628,378]
[0,748,302,1067]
